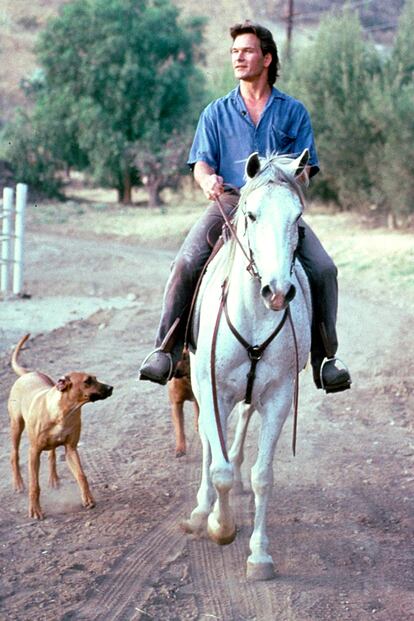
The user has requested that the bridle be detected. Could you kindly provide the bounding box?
[216,187,260,279]
[211,193,301,460]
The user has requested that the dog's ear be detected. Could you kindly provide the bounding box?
[56,376,71,392]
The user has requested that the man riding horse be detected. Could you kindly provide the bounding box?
[139,19,351,394]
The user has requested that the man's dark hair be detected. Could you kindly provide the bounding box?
[230,20,280,85]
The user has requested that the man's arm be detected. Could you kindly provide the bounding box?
[194,161,225,201]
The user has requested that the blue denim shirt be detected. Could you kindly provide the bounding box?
[188,85,319,188]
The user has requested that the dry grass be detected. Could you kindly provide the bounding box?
[307,211,414,309]
[26,186,414,310]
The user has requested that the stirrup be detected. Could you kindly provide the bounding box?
[139,348,174,384]
[320,356,351,393]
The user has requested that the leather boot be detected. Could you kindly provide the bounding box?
[139,349,174,385]
[313,358,352,393]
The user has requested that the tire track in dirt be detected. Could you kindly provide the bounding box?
[76,508,186,620]
[181,420,296,621]
[181,436,258,621]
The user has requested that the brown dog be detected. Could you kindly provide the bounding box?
[168,349,199,457]
[8,334,113,519]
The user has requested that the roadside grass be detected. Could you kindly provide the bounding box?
[27,189,414,309]
[307,212,414,309]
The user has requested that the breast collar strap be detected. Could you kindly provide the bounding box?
[221,281,289,405]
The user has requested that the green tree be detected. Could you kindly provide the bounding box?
[6,0,206,205]
[365,0,414,226]
[390,0,414,89]
[282,10,381,208]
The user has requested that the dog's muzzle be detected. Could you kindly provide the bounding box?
[90,385,113,401]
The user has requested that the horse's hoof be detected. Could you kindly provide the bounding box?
[207,514,237,546]
[180,511,207,536]
[175,449,186,458]
[208,528,237,546]
[246,561,276,581]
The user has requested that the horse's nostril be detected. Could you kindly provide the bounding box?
[286,284,296,302]
[261,285,271,299]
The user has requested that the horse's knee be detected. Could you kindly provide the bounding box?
[251,469,273,496]
[211,463,233,493]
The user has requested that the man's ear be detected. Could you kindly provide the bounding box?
[56,376,71,392]
[245,152,261,179]
[263,52,272,68]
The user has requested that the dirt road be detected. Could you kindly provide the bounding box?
[0,229,413,621]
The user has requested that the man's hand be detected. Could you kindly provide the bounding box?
[194,161,225,201]
[200,174,225,201]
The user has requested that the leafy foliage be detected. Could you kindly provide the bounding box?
[366,0,414,221]
[282,4,414,223]
[5,0,206,203]
[283,10,381,208]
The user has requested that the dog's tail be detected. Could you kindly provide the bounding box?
[11,334,31,376]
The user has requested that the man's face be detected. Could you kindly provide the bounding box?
[231,33,272,82]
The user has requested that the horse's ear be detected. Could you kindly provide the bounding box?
[294,148,310,176]
[245,152,261,179]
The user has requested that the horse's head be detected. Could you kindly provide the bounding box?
[239,149,309,311]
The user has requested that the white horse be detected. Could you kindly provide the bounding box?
[183,150,312,581]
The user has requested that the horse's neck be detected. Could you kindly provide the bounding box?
[225,251,267,329]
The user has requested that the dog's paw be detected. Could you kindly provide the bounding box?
[83,497,96,509]
[29,505,45,520]
[48,476,60,489]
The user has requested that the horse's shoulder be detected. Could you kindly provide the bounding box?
[293,261,312,317]
[200,243,230,295]
[189,242,231,349]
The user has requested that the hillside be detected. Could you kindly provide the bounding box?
[0,0,406,123]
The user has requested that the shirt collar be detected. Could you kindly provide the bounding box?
[230,84,287,110]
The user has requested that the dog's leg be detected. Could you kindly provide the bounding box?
[171,401,186,457]
[65,445,95,509]
[48,449,60,488]
[10,416,25,492]
[28,447,44,519]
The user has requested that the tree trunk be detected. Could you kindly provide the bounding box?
[147,180,163,209]
[387,211,398,230]
[121,170,132,205]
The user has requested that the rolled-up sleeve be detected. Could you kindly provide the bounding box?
[187,104,219,171]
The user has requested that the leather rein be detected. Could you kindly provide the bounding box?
[211,194,300,461]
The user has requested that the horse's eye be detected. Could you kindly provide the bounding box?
[247,212,256,222]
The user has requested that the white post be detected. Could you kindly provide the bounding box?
[1,187,14,294]
[12,183,28,296]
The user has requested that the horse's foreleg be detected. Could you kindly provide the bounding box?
[181,425,214,536]
[247,392,292,581]
[204,405,236,546]
[228,403,254,493]
[207,459,236,545]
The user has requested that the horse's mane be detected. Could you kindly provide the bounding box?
[239,152,306,205]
